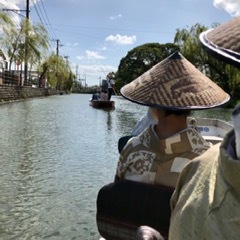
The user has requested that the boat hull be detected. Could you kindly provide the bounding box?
[90,100,115,109]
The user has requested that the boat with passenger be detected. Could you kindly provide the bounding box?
[96,116,233,240]
[89,99,115,109]
[89,89,115,109]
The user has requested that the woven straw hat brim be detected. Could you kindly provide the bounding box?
[199,17,240,68]
[120,52,230,110]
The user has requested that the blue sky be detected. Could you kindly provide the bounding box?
[0,0,239,86]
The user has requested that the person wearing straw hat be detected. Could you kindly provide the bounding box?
[136,16,240,240]
[115,51,229,188]
[167,16,240,240]
[106,72,115,100]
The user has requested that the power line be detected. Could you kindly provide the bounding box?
[2,8,26,18]
[45,23,173,35]
[32,0,58,41]
[40,0,58,40]
[33,0,57,48]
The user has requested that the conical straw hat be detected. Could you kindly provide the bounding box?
[120,52,230,110]
[199,17,240,68]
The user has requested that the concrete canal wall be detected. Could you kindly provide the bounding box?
[0,85,60,104]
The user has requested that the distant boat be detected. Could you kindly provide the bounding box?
[89,99,115,109]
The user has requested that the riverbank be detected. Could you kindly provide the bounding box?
[0,85,60,104]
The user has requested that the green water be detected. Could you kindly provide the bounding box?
[0,94,233,240]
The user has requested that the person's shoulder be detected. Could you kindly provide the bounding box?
[122,126,153,153]
[126,135,140,146]
[186,143,220,171]
[199,143,221,159]
[186,128,211,146]
[121,134,144,152]
[120,136,138,157]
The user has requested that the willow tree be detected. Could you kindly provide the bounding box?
[0,12,19,70]
[23,20,49,71]
[174,23,240,100]
[0,12,49,72]
[174,23,208,69]
[39,54,75,91]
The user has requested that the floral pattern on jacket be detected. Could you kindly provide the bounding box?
[116,124,210,187]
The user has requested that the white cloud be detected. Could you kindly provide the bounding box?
[100,46,107,51]
[213,0,240,16]
[0,0,40,25]
[77,50,105,60]
[86,50,105,59]
[77,64,116,74]
[69,63,117,86]
[109,14,122,20]
[71,63,116,75]
[0,0,21,25]
[0,0,21,7]
[76,55,84,60]
[0,0,38,9]
[66,42,79,47]
[105,34,137,45]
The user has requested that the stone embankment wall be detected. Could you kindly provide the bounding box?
[0,85,60,104]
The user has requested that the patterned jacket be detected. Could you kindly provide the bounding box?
[116,124,210,188]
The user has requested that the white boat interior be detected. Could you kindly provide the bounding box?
[188,117,233,144]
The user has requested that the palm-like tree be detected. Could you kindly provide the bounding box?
[0,13,49,80]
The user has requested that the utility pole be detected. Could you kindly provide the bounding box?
[56,39,60,56]
[3,2,29,85]
[53,39,63,56]
[24,0,30,85]
[53,39,63,90]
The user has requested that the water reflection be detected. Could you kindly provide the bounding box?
[192,107,232,123]
[107,111,112,131]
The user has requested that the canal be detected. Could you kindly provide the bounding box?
[0,93,232,240]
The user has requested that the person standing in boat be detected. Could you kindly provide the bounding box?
[115,51,230,188]
[107,73,115,101]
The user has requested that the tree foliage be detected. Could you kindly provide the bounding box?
[0,13,49,71]
[116,43,179,89]
[0,12,76,91]
[115,24,240,102]
[38,54,75,91]
[174,23,240,100]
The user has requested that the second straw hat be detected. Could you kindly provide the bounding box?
[120,51,230,110]
[199,17,240,68]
